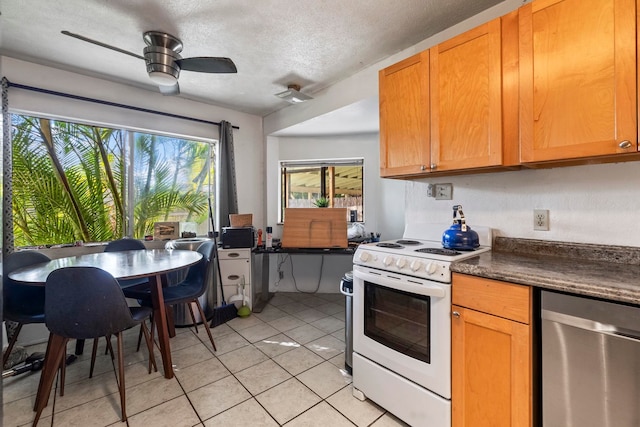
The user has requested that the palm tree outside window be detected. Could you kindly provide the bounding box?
[11,114,214,247]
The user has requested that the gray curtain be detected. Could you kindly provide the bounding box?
[218,120,238,229]
[2,77,11,254]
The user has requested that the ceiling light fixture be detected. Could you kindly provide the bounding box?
[275,84,313,104]
[148,71,178,86]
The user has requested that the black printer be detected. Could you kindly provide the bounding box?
[220,227,255,249]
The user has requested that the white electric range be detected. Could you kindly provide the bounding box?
[351,222,491,427]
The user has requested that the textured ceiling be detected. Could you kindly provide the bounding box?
[1,0,504,117]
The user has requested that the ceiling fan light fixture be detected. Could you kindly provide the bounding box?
[148,71,178,86]
[276,84,313,104]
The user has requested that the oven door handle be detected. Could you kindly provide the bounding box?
[353,269,446,299]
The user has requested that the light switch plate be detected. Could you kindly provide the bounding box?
[435,184,453,200]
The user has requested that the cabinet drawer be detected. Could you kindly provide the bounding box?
[452,273,531,324]
[219,259,250,285]
[218,248,250,260]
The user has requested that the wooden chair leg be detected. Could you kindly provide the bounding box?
[59,352,66,397]
[105,335,114,359]
[2,322,23,368]
[140,321,157,373]
[166,305,176,338]
[194,299,216,352]
[186,302,198,332]
[116,332,127,422]
[33,334,68,425]
[136,323,144,352]
[90,337,99,378]
[149,314,155,346]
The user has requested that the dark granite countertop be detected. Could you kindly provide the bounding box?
[450,237,640,305]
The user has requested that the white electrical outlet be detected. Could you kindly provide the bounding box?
[427,184,435,198]
[434,184,453,200]
[534,209,549,231]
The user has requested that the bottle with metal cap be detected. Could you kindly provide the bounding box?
[265,226,273,248]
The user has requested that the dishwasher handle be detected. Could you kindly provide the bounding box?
[542,309,640,344]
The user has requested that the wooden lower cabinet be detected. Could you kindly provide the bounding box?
[452,273,533,427]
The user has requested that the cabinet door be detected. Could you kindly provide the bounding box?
[519,0,637,162]
[430,15,516,171]
[379,50,430,177]
[452,305,532,427]
[218,257,251,308]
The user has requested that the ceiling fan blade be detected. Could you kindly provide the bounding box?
[61,31,144,60]
[177,57,237,73]
[158,82,180,96]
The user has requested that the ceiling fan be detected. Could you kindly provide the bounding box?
[61,30,237,95]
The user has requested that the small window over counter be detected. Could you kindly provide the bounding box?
[279,158,364,223]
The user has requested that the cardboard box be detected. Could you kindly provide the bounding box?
[229,213,253,227]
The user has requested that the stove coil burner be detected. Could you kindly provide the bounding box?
[416,247,462,256]
[376,242,404,249]
[396,239,421,245]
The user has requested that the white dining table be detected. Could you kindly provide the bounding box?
[9,248,203,380]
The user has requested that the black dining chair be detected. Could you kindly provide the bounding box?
[133,241,217,352]
[104,238,149,288]
[33,266,156,426]
[3,251,50,368]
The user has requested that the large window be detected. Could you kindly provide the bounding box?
[280,158,364,223]
[11,114,214,247]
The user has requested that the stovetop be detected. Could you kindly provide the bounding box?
[353,223,492,282]
[356,238,491,262]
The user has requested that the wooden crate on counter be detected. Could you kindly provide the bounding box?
[282,208,348,248]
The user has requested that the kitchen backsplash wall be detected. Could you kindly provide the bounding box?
[405,161,640,247]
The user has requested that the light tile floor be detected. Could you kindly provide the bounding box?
[3,292,409,427]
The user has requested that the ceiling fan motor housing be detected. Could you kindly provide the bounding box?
[144,45,182,84]
[143,31,183,85]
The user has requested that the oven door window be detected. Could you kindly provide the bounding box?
[364,281,431,363]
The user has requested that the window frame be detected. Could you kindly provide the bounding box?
[278,157,364,224]
[10,111,217,247]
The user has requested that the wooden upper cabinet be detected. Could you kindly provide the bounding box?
[430,12,519,171]
[379,50,430,177]
[519,0,638,163]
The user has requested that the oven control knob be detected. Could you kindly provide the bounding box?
[396,258,407,269]
[425,262,438,275]
[359,251,371,262]
[383,256,395,267]
[410,260,423,272]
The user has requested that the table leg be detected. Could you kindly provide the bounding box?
[149,273,173,379]
[33,333,68,424]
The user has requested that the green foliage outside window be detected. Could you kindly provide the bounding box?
[11,115,212,247]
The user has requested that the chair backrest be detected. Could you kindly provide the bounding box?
[104,238,146,252]
[45,267,137,339]
[4,251,51,316]
[197,241,215,262]
[179,241,215,295]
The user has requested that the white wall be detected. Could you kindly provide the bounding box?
[1,56,266,229]
[405,162,640,247]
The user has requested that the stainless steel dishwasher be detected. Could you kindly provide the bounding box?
[542,291,640,427]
